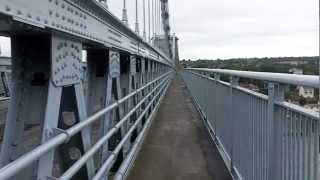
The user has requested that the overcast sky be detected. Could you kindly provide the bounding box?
[0,0,318,60]
[169,0,319,60]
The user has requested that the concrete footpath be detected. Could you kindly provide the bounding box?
[127,75,232,180]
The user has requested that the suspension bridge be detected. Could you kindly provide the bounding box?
[0,0,318,180]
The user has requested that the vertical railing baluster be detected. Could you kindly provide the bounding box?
[230,76,239,175]
[308,117,312,180]
[297,114,302,180]
[293,113,297,180]
[312,119,319,180]
[214,73,220,139]
[258,95,262,179]
[303,116,307,179]
[182,69,320,180]
[314,120,319,180]
[280,108,284,179]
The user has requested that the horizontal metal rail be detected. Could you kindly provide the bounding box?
[59,77,170,179]
[187,68,320,88]
[0,72,172,179]
[0,97,10,102]
[182,69,320,180]
[113,85,167,180]
[93,80,170,180]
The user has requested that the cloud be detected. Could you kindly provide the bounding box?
[170,0,318,59]
[0,0,318,60]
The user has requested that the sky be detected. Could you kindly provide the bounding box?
[0,0,318,60]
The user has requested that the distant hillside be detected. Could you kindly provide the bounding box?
[180,56,319,75]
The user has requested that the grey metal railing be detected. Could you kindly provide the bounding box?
[0,71,172,180]
[182,68,320,180]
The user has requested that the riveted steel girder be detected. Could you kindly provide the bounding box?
[0,0,174,66]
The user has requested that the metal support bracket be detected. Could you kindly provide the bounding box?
[44,128,71,143]
[130,55,137,75]
[51,36,83,86]
[52,128,71,142]
[230,76,240,86]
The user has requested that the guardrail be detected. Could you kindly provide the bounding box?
[182,68,319,180]
[0,71,172,179]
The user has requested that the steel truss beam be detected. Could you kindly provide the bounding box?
[0,2,174,179]
[0,32,172,180]
[0,34,95,180]
[0,0,174,67]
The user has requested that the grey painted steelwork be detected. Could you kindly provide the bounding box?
[188,68,320,88]
[0,65,172,179]
[59,76,170,180]
[0,0,175,179]
[0,0,174,66]
[182,69,320,180]
[112,77,168,180]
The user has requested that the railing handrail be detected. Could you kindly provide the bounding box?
[60,78,170,179]
[0,72,171,180]
[187,68,320,88]
[181,70,320,180]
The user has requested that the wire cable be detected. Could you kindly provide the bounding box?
[135,0,140,34]
[143,0,147,39]
[148,0,151,42]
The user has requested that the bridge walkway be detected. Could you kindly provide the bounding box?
[127,75,232,180]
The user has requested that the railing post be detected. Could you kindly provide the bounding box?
[214,73,220,80]
[213,73,220,139]
[86,49,109,169]
[139,58,146,132]
[124,54,137,157]
[0,34,95,180]
[104,50,125,175]
[268,83,286,180]
[230,76,239,175]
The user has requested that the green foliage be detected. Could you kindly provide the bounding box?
[181,56,320,106]
[181,56,319,75]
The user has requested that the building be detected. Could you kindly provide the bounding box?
[298,86,315,98]
[288,68,314,98]
[289,68,303,75]
[275,60,308,66]
[304,103,320,112]
[240,83,260,92]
